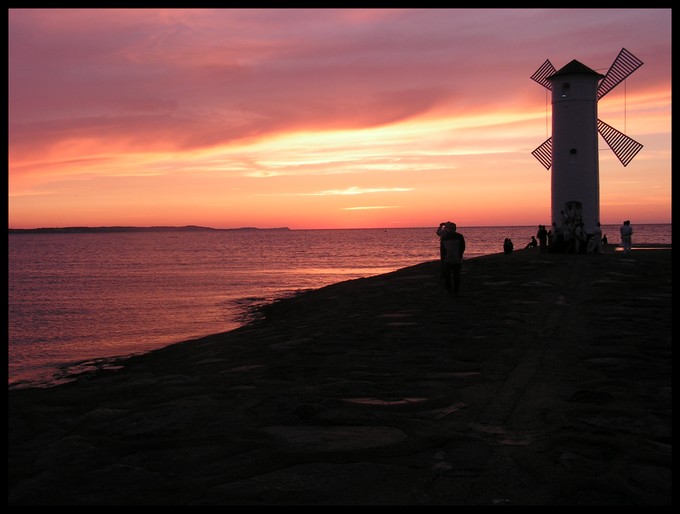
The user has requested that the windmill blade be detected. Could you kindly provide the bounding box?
[597,119,643,167]
[530,59,557,90]
[532,137,552,169]
[597,48,644,100]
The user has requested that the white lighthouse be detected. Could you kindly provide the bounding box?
[531,48,643,234]
[548,60,603,231]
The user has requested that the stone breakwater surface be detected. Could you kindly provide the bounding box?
[8,247,671,505]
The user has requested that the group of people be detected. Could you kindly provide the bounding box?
[543,211,592,254]
[514,219,632,255]
[525,215,610,255]
[436,218,633,296]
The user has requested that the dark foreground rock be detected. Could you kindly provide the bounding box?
[8,247,672,505]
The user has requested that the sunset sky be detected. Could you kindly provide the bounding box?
[8,8,672,229]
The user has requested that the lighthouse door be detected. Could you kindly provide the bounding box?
[564,201,582,222]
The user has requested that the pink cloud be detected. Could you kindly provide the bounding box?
[8,9,671,229]
[10,9,669,161]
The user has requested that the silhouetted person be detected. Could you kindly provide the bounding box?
[436,221,453,280]
[503,238,513,254]
[602,234,608,245]
[537,225,548,251]
[573,222,586,254]
[620,220,633,254]
[562,219,574,253]
[525,235,538,249]
[549,222,563,253]
[439,222,465,295]
[587,222,603,254]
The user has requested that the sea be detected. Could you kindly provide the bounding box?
[8,224,671,389]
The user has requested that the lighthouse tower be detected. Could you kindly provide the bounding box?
[547,61,604,231]
[530,48,644,234]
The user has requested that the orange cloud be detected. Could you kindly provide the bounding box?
[8,9,671,229]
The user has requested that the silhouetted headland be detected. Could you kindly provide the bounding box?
[8,246,671,505]
[8,225,291,234]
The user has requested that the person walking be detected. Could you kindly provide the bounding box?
[620,220,633,254]
[438,222,466,295]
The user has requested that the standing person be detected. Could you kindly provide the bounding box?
[436,221,452,280]
[550,222,563,253]
[439,222,466,296]
[562,219,574,253]
[587,222,603,254]
[537,225,548,252]
[573,221,585,254]
[620,220,633,254]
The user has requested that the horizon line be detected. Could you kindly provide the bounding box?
[8,221,672,233]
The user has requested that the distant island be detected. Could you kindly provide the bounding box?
[8,225,291,234]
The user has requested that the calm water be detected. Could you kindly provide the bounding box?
[8,224,671,389]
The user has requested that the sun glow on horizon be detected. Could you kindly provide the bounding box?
[8,9,671,230]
